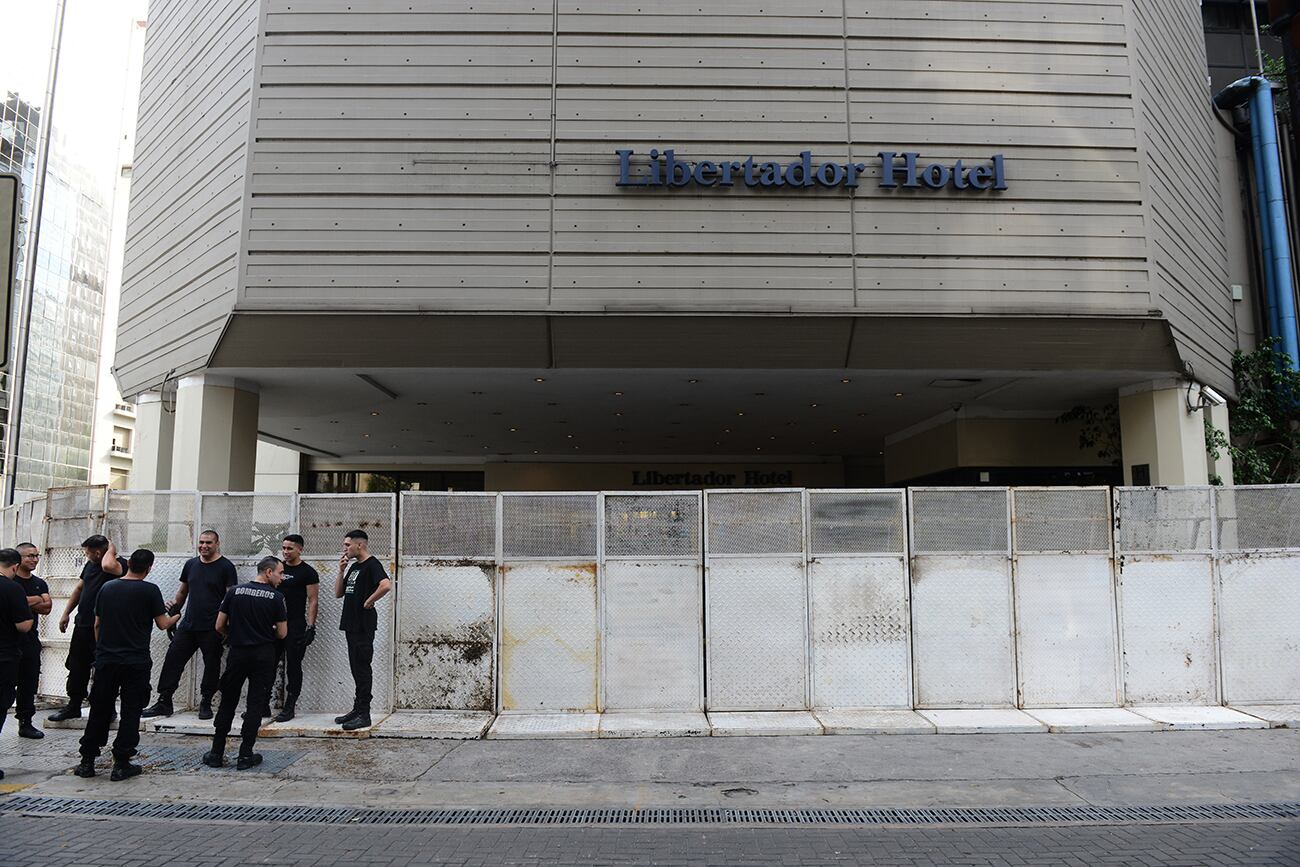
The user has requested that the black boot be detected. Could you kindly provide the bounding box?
[141,697,173,718]
[274,695,297,723]
[201,750,225,768]
[197,698,213,721]
[341,712,371,731]
[333,708,360,724]
[73,759,96,778]
[110,761,142,782]
[17,718,44,739]
[236,753,263,771]
[48,704,81,722]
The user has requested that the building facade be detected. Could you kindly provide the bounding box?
[121,1,1252,492]
[1,93,113,498]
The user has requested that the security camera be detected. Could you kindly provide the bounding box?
[1201,386,1226,407]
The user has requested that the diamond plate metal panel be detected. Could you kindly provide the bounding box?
[499,562,598,712]
[298,495,396,558]
[911,554,1015,707]
[1218,553,1300,703]
[602,560,702,711]
[808,491,906,556]
[299,555,395,714]
[911,489,1009,554]
[1116,487,1213,553]
[198,493,294,558]
[705,557,807,710]
[105,491,198,554]
[809,557,911,709]
[394,563,495,711]
[1012,488,1111,553]
[502,495,597,560]
[1117,555,1217,704]
[706,491,803,556]
[604,494,701,559]
[1014,553,1120,707]
[1216,487,1300,551]
[400,493,497,559]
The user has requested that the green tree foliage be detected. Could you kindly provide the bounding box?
[1056,403,1122,466]
[1225,338,1300,483]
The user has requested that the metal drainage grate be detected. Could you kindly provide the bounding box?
[81,746,305,775]
[1,797,1297,827]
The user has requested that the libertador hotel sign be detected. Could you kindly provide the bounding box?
[616,149,1007,192]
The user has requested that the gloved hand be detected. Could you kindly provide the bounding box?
[302,625,316,647]
[167,602,182,617]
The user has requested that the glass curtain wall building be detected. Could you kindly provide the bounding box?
[0,92,111,498]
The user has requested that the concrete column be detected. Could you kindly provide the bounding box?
[1208,402,1235,486]
[1118,379,1209,486]
[129,392,174,490]
[170,375,260,491]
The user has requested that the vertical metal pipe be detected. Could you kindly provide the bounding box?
[3,0,68,505]
[1252,77,1300,368]
[1250,94,1282,341]
[1249,0,1266,74]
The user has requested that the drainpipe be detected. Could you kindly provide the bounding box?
[1216,76,1300,370]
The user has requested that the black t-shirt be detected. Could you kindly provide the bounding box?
[93,578,166,667]
[178,556,238,632]
[14,574,48,642]
[339,557,387,633]
[74,556,128,628]
[279,561,319,634]
[0,577,33,662]
[220,581,287,648]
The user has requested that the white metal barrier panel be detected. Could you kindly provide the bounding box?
[395,492,496,711]
[1115,487,1218,705]
[1214,486,1300,704]
[807,490,911,709]
[1011,488,1120,708]
[704,489,807,711]
[601,492,703,712]
[296,493,397,715]
[498,494,599,712]
[199,492,295,580]
[104,490,200,707]
[910,488,1015,708]
[38,487,109,699]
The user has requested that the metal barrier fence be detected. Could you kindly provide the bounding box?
[14,485,1300,715]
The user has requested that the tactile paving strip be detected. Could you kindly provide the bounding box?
[1,797,1296,827]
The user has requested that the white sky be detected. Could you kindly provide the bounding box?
[1,0,150,199]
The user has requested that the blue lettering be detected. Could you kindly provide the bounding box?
[694,160,719,186]
[783,150,814,187]
[992,153,1007,190]
[615,149,648,187]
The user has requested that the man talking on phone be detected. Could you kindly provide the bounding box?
[333,530,390,731]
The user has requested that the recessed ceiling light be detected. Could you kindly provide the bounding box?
[769,435,776,440]
[509,427,518,432]
[723,428,731,433]
[362,433,370,438]
[443,421,453,425]
[370,411,380,416]
[737,411,745,417]
[894,392,904,398]
[613,391,624,396]
[532,450,539,454]
[573,445,580,450]
[534,377,546,383]
[566,434,574,438]
[687,378,699,384]
[810,403,819,408]
[755,446,762,451]
[832,428,839,433]
[857,412,867,417]
[841,378,851,384]
[614,411,623,417]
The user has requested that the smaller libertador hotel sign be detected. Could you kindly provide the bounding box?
[616,149,1008,192]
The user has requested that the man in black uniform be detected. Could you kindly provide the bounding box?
[273,534,318,723]
[49,535,126,722]
[73,549,180,781]
[143,529,237,720]
[0,548,35,780]
[12,543,50,739]
[333,529,391,731]
[204,555,287,770]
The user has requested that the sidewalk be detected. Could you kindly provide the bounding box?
[3,711,1298,811]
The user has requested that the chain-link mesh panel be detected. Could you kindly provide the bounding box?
[147,555,198,710]
[706,491,803,556]
[298,495,395,559]
[1115,488,1213,553]
[808,491,905,556]
[604,493,701,558]
[198,493,295,557]
[1215,487,1300,551]
[400,493,497,560]
[910,489,1009,555]
[44,485,108,550]
[502,494,597,559]
[1012,488,1111,553]
[104,491,197,554]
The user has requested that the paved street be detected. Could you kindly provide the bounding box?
[2,716,1298,864]
[4,812,1299,866]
